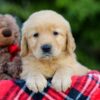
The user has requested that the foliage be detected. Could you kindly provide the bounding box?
[0,0,100,70]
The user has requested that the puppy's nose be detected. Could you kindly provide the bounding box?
[41,44,51,53]
[2,29,12,37]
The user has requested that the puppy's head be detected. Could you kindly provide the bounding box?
[21,10,76,59]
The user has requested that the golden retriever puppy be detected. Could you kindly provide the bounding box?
[20,10,90,93]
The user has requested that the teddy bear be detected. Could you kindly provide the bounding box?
[0,14,22,79]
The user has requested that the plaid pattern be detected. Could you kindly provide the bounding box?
[0,70,100,100]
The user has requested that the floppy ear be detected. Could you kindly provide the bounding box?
[66,32,76,54]
[20,33,28,57]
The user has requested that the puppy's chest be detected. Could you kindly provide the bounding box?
[39,62,58,78]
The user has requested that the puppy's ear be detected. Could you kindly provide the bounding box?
[20,33,28,57]
[66,31,76,55]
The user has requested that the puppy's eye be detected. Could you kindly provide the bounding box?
[33,33,39,37]
[53,31,59,36]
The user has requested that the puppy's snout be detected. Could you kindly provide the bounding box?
[2,29,12,37]
[41,44,52,53]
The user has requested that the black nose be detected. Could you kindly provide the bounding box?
[2,29,12,37]
[41,44,51,53]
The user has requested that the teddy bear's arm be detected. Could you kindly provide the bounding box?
[6,54,22,79]
[0,63,12,80]
[0,73,12,79]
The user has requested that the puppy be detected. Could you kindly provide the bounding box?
[20,10,90,93]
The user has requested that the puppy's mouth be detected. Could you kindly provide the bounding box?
[43,53,52,57]
[40,44,53,59]
[41,53,53,59]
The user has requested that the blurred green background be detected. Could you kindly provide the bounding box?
[0,0,100,70]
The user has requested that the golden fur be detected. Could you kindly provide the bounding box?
[20,10,90,92]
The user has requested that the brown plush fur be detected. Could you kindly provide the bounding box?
[0,14,22,79]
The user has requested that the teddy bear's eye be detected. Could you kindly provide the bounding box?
[53,31,59,36]
[33,33,39,37]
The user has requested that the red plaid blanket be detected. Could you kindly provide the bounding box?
[0,70,100,100]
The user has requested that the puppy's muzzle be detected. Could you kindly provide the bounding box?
[41,44,52,54]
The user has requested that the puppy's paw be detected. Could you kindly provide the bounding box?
[26,74,47,93]
[52,74,72,92]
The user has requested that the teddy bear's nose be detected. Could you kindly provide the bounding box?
[2,29,12,37]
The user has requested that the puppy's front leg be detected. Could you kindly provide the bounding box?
[52,67,73,92]
[22,72,47,93]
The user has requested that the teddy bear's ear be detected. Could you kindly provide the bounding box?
[4,14,16,23]
[4,15,17,27]
[20,33,28,57]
